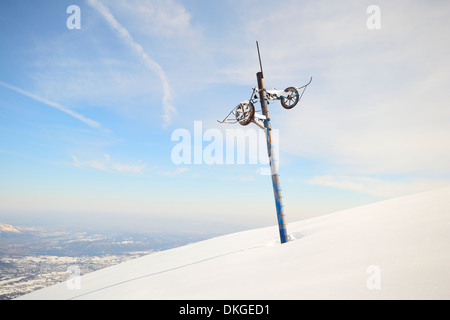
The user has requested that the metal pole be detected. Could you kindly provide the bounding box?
[257,71,289,244]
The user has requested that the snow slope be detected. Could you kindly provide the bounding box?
[18,187,450,300]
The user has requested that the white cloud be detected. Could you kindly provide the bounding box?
[87,0,176,126]
[108,0,197,39]
[157,167,188,177]
[307,175,450,198]
[110,163,147,174]
[71,154,146,174]
[252,0,450,177]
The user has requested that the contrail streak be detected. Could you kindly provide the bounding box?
[0,81,103,130]
[87,0,176,126]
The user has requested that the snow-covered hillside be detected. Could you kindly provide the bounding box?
[18,187,450,300]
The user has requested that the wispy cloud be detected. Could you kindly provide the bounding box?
[0,81,104,131]
[71,154,146,174]
[109,0,198,39]
[87,0,176,127]
[255,1,450,177]
[307,175,450,198]
[157,167,188,178]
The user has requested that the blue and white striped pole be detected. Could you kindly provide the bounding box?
[257,71,289,244]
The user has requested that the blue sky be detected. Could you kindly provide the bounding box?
[1,0,450,233]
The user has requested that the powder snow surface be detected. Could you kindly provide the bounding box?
[18,188,450,300]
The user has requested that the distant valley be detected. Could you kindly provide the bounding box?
[0,221,213,300]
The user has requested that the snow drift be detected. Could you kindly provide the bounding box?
[18,187,450,300]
